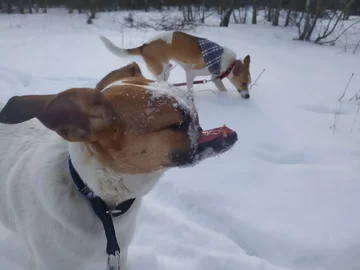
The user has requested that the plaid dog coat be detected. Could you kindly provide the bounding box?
[198,38,224,75]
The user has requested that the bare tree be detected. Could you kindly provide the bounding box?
[34,0,39,12]
[41,0,47,13]
[305,0,322,40]
[28,0,33,13]
[298,0,312,41]
[220,7,233,26]
[19,0,25,14]
[284,9,292,26]
[342,0,354,20]
[273,0,281,26]
[252,0,257,24]
[267,7,273,22]
[318,19,360,45]
[6,0,12,13]
[314,0,357,44]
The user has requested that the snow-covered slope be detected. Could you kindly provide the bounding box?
[0,9,360,270]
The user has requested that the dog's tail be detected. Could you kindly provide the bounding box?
[99,35,142,58]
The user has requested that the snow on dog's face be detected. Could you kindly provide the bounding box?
[0,69,237,174]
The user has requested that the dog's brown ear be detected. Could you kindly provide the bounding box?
[233,60,244,76]
[0,88,116,142]
[128,61,143,77]
[95,61,144,90]
[0,94,54,124]
[244,55,251,68]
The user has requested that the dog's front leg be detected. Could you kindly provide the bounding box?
[186,71,196,92]
[211,75,227,92]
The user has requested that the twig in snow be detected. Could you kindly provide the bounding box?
[338,73,354,102]
[349,89,360,102]
[350,106,360,132]
[249,69,266,90]
[354,40,360,54]
[198,89,217,95]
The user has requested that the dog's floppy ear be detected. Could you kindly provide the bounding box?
[0,94,54,124]
[0,88,116,142]
[233,60,244,76]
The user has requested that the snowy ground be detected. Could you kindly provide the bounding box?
[1,8,360,270]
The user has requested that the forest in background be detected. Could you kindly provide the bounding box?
[1,0,360,46]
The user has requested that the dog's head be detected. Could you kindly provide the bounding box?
[0,65,237,175]
[229,55,252,99]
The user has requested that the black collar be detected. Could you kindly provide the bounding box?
[68,158,136,259]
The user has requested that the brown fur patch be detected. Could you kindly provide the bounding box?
[132,32,207,76]
[85,85,190,173]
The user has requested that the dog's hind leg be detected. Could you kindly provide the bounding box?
[142,55,172,82]
[186,71,196,92]
[160,63,172,82]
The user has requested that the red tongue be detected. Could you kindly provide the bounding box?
[198,125,234,144]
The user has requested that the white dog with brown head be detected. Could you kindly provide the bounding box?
[0,62,237,270]
[100,31,252,99]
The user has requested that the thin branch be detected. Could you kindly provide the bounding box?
[353,39,360,54]
[249,69,266,90]
[320,20,360,45]
[338,73,354,102]
[315,0,357,44]
[349,89,360,101]
[351,106,360,132]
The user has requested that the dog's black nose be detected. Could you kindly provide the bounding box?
[243,93,250,99]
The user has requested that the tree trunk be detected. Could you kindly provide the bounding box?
[343,0,353,20]
[298,0,311,40]
[305,0,322,40]
[220,7,234,27]
[7,0,12,13]
[252,0,257,24]
[242,6,248,24]
[42,0,47,13]
[28,0,33,13]
[272,0,282,26]
[89,0,96,20]
[201,0,205,23]
[284,9,291,26]
[232,9,239,24]
[19,0,25,14]
[267,8,273,22]
[187,5,193,21]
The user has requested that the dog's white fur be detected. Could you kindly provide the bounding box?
[0,100,164,270]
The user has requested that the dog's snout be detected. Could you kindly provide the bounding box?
[238,90,250,99]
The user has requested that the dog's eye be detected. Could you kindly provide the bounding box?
[167,121,187,130]
[242,82,247,87]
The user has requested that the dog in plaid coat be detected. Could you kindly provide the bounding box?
[100,31,252,99]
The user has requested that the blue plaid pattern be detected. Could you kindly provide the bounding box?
[198,38,224,75]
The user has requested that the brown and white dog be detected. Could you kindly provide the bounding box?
[100,31,252,99]
[0,62,237,270]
